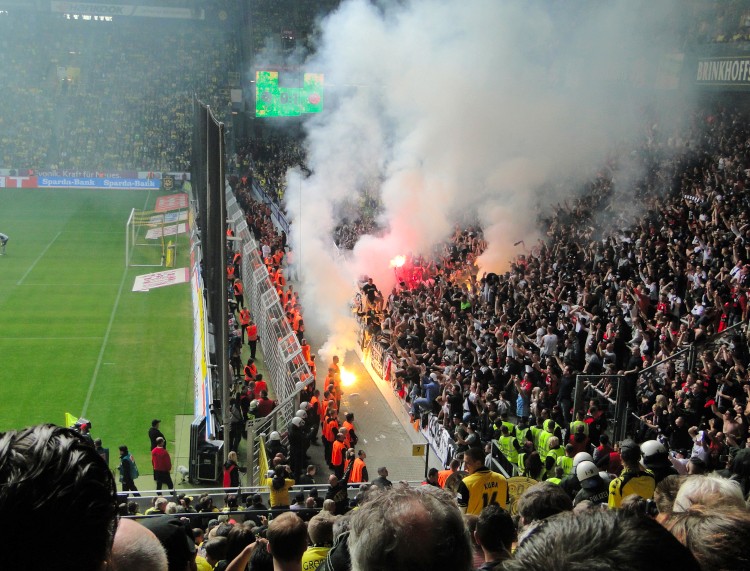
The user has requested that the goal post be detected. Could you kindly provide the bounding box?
[125,208,167,267]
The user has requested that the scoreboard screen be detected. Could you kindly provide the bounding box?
[255,70,324,117]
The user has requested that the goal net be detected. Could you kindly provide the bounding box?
[125,208,167,267]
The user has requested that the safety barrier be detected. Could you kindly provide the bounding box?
[225,188,313,485]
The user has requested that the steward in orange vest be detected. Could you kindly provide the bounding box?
[233,279,244,309]
[246,321,258,360]
[350,451,369,483]
[331,433,346,478]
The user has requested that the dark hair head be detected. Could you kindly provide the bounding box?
[0,424,118,571]
[204,536,228,562]
[505,511,701,571]
[476,504,516,554]
[226,524,256,562]
[516,482,572,525]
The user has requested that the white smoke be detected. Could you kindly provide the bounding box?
[283,0,690,358]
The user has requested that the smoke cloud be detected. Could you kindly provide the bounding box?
[283,0,692,357]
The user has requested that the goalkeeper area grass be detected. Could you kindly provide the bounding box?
[0,188,194,474]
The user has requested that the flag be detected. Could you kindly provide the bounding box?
[64,412,78,428]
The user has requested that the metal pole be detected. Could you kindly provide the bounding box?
[246,420,256,487]
[424,442,430,480]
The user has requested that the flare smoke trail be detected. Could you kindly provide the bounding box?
[283,0,691,358]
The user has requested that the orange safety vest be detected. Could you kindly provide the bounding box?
[227,265,236,280]
[437,469,453,488]
[246,324,258,342]
[244,363,257,381]
[323,419,338,442]
[350,458,366,483]
[233,281,243,296]
[301,344,311,363]
[342,421,355,448]
[331,440,346,466]
[239,309,250,327]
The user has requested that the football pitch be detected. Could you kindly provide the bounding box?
[0,188,194,474]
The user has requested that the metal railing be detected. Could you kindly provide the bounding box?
[225,188,313,485]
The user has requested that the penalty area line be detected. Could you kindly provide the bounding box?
[17,231,62,286]
[81,188,153,417]
[81,266,128,417]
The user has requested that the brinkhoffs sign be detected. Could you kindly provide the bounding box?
[696,56,750,86]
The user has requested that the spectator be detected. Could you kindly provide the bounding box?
[608,439,656,509]
[150,419,165,450]
[502,511,701,571]
[672,474,747,513]
[0,424,119,571]
[151,437,174,494]
[222,451,241,490]
[663,506,750,571]
[119,444,140,496]
[348,486,472,571]
[111,519,168,571]
[474,504,515,569]
[266,512,308,571]
[140,515,198,571]
[267,465,295,510]
[370,466,393,489]
[325,473,351,515]
[302,512,336,571]
[456,446,508,515]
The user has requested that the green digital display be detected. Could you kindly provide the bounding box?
[255,71,324,117]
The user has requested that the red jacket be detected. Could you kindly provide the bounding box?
[151,446,172,472]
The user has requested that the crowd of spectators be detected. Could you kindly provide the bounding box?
[348,102,750,487]
[4,423,750,570]
[235,133,385,250]
[244,0,342,58]
[0,12,237,172]
[224,96,750,566]
[233,136,309,205]
[689,0,750,43]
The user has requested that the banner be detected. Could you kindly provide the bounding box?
[0,169,190,179]
[191,263,213,437]
[51,2,204,20]
[420,414,457,467]
[145,223,187,239]
[132,267,190,291]
[38,177,160,190]
[155,193,189,212]
[695,56,750,86]
[0,176,37,188]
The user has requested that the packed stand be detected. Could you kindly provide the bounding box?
[233,136,309,205]
[689,0,750,43]
[0,12,237,172]
[4,422,750,571]
[348,102,750,518]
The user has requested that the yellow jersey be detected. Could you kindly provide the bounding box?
[608,468,656,509]
[456,468,508,515]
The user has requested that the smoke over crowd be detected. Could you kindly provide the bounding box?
[282,0,691,356]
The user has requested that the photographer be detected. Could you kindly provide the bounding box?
[266,464,295,510]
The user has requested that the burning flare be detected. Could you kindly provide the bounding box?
[340,365,356,387]
[390,255,406,268]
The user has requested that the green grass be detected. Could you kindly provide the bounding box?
[0,188,194,474]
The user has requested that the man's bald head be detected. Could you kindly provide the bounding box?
[111,519,168,571]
